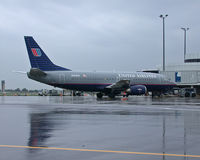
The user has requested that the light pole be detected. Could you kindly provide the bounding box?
[160,14,168,71]
[181,27,189,62]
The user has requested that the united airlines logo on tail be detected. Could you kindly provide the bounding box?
[31,48,42,57]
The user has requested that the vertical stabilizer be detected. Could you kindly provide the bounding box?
[24,36,71,71]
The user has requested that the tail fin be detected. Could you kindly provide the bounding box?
[24,36,71,71]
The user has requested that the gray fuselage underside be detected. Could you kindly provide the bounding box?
[28,71,174,92]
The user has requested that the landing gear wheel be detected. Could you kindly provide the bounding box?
[185,92,190,97]
[192,93,196,97]
[97,92,103,99]
[152,91,161,98]
[108,94,115,99]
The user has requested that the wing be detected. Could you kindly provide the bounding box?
[106,80,130,93]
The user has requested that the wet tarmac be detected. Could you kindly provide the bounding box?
[0,96,200,160]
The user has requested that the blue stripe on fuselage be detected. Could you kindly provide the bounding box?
[49,83,175,92]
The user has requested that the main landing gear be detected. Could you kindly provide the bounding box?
[96,92,103,99]
[96,92,116,99]
[108,94,115,99]
[152,91,162,98]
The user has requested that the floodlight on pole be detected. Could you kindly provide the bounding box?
[181,27,189,62]
[159,14,168,71]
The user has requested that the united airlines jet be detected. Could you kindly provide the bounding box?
[24,36,176,98]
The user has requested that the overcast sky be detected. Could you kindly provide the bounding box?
[1,0,200,89]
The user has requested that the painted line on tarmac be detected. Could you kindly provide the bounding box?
[0,145,200,158]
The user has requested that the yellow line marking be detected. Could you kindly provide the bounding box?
[0,145,200,158]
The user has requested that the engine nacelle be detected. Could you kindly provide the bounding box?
[127,85,147,95]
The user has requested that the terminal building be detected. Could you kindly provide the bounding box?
[144,54,200,94]
[161,54,200,93]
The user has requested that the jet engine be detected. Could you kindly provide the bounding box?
[127,85,147,95]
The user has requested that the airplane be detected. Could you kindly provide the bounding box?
[24,36,176,98]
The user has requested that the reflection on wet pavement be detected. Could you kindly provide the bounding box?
[0,96,200,160]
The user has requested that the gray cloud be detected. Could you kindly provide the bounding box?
[0,0,200,89]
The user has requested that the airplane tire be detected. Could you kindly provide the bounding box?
[108,94,115,99]
[185,92,190,97]
[152,91,161,98]
[192,93,196,97]
[97,93,103,99]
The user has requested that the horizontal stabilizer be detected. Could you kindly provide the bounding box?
[29,68,47,77]
[12,71,27,74]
